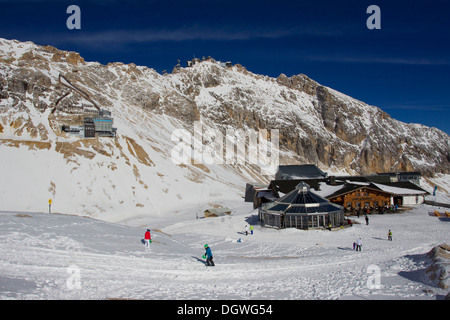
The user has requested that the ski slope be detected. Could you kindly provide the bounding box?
[0,201,449,300]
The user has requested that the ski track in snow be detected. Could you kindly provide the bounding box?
[0,203,449,300]
[1,38,449,301]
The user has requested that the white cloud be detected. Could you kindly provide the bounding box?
[38,24,342,46]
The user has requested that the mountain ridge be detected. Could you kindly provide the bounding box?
[0,37,449,220]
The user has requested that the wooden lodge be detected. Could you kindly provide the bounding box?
[326,183,393,210]
[246,165,429,230]
[266,178,429,214]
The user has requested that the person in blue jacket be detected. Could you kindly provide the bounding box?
[204,244,215,266]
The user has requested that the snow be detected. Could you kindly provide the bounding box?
[0,201,449,300]
[0,105,251,223]
[1,37,450,301]
[315,182,346,198]
[372,182,427,195]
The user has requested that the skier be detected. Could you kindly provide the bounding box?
[356,238,362,251]
[245,225,249,236]
[388,230,392,241]
[144,229,152,247]
[250,225,254,235]
[365,215,369,225]
[204,244,215,266]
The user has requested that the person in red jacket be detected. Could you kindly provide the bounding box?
[144,229,152,247]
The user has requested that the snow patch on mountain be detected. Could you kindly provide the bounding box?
[0,37,449,224]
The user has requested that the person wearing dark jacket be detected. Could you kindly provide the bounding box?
[204,244,215,266]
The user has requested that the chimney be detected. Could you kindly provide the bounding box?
[330,176,336,185]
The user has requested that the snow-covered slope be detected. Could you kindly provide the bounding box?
[0,37,449,224]
[0,203,449,300]
[1,38,449,301]
[0,38,270,223]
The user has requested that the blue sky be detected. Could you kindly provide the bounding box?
[1,0,450,135]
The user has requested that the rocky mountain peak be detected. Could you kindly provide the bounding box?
[1,37,449,180]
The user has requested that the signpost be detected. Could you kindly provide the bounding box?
[49,199,52,214]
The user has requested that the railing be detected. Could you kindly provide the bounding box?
[424,200,450,209]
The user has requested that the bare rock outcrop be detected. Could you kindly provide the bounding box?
[426,244,450,290]
[0,37,449,177]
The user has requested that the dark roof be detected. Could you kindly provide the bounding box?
[324,181,429,199]
[325,182,393,200]
[276,165,327,179]
[268,175,429,198]
[278,182,328,206]
[268,179,324,194]
[377,172,422,176]
[244,182,268,202]
[364,175,393,183]
[371,181,429,195]
[264,182,342,215]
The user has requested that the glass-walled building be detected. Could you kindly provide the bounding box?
[259,182,344,229]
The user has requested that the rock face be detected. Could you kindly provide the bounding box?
[0,37,449,178]
[165,62,450,176]
[426,244,450,290]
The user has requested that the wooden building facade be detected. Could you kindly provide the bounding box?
[327,185,393,210]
